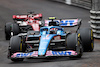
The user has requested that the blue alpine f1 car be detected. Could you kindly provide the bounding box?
[7,17,94,62]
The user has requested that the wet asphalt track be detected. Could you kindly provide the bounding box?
[0,0,100,67]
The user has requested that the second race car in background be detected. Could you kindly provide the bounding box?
[5,12,44,40]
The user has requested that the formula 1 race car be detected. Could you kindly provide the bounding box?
[7,18,94,62]
[5,12,44,40]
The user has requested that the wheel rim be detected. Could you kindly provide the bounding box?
[91,30,94,50]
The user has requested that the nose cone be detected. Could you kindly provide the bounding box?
[38,49,46,56]
[38,35,49,56]
[38,34,55,56]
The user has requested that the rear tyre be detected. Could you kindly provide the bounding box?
[9,36,26,62]
[11,23,20,36]
[66,33,83,58]
[78,28,94,52]
[5,23,12,40]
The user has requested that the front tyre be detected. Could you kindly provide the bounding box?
[66,33,83,58]
[8,36,26,62]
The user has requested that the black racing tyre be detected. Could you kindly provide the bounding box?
[10,36,26,53]
[9,36,26,62]
[66,33,77,50]
[66,33,83,58]
[76,46,83,58]
[5,23,12,40]
[78,28,94,52]
[11,23,20,36]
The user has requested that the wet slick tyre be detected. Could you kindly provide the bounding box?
[9,36,26,62]
[78,28,94,52]
[66,33,83,58]
[5,23,12,40]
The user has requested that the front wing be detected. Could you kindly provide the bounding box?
[10,50,77,59]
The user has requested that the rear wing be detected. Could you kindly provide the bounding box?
[60,19,81,27]
[13,15,27,21]
[45,19,81,27]
[12,13,42,21]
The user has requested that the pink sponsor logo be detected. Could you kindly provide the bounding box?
[46,51,53,56]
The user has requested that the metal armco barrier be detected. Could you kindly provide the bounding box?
[90,0,100,38]
[52,0,92,9]
[54,0,65,3]
[71,0,91,9]
[51,0,71,5]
